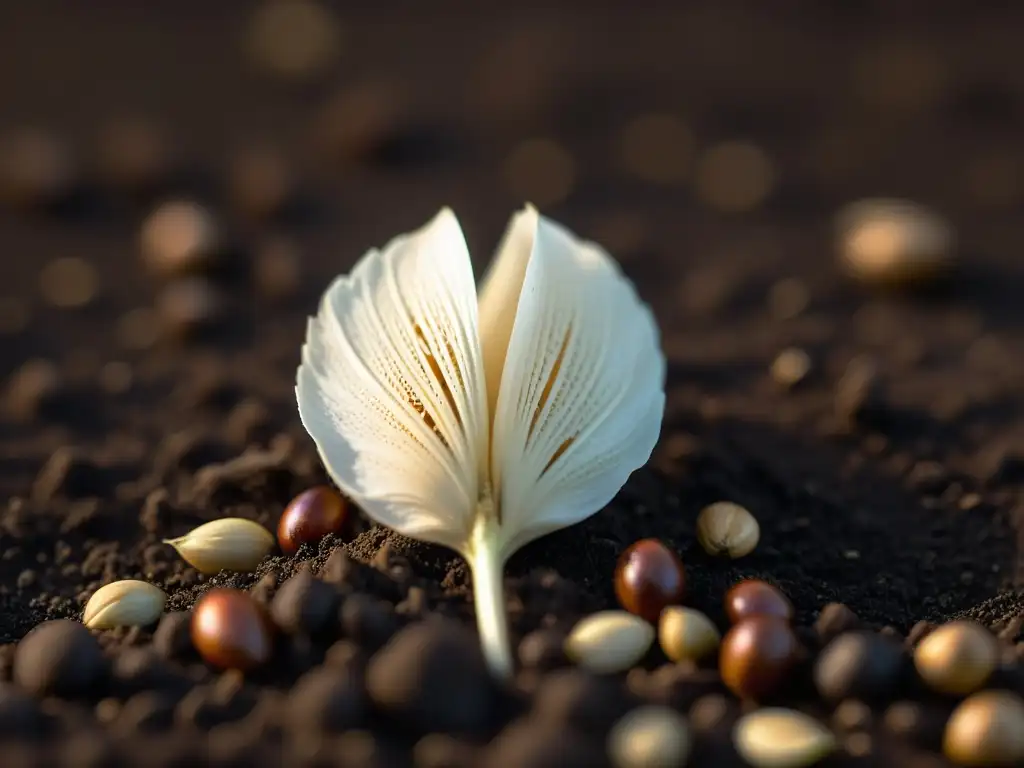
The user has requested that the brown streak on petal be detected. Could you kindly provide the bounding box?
[528,326,572,442]
[542,436,576,476]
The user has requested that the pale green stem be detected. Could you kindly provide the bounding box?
[466,517,513,680]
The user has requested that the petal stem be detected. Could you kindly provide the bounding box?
[467,516,513,680]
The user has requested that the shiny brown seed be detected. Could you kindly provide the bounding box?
[725,580,793,624]
[914,620,998,696]
[614,539,686,624]
[720,615,801,700]
[191,588,275,671]
[943,691,1024,767]
[277,486,350,556]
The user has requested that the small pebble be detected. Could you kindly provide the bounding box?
[943,690,1024,767]
[607,705,692,768]
[366,620,492,735]
[614,539,686,623]
[733,708,837,768]
[914,620,998,695]
[503,138,575,207]
[836,198,954,288]
[658,606,721,663]
[140,200,223,277]
[724,579,793,624]
[39,257,99,309]
[13,619,106,698]
[694,141,775,212]
[618,114,692,185]
[565,611,655,675]
[813,631,906,703]
[720,616,801,700]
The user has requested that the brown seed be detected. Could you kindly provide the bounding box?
[943,690,1024,767]
[720,615,801,700]
[725,580,793,625]
[277,486,350,556]
[191,588,274,671]
[914,620,998,696]
[614,539,686,624]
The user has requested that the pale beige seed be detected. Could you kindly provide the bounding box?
[83,580,166,630]
[944,690,1024,767]
[914,620,998,696]
[658,606,720,663]
[565,611,655,674]
[696,502,759,559]
[164,518,275,575]
[771,348,812,389]
[836,198,954,287]
[734,708,837,768]
[608,705,692,768]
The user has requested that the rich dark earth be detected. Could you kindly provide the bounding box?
[2,2,1024,766]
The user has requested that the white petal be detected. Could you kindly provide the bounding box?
[488,212,666,560]
[477,205,537,419]
[296,208,489,551]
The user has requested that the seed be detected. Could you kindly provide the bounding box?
[943,690,1024,767]
[82,580,167,630]
[696,502,760,559]
[658,606,720,663]
[720,615,801,700]
[164,518,276,575]
[837,198,954,288]
[813,631,906,704]
[565,611,655,674]
[724,580,793,624]
[140,200,223,277]
[614,539,686,623]
[914,620,998,696]
[608,705,692,768]
[277,486,350,555]
[191,588,275,671]
[733,708,837,768]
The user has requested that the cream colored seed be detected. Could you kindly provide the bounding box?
[565,611,655,674]
[164,518,275,575]
[658,606,720,663]
[696,502,760,559]
[608,705,692,768]
[837,198,954,287]
[944,690,1024,767]
[914,620,998,696]
[734,708,837,768]
[83,579,166,630]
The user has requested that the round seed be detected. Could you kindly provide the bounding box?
[733,708,837,768]
[696,502,760,559]
[614,539,686,623]
[725,580,793,624]
[943,690,1024,767]
[658,606,720,663]
[277,486,350,555]
[191,588,275,671]
[83,580,167,630]
[565,611,655,674]
[608,705,692,768]
[914,620,998,696]
[720,616,801,700]
[164,518,276,575]
[837,198,954,288]
[813,630,906,704]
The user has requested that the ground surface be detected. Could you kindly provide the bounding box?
[2,2,1024,766]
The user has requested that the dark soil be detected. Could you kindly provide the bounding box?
[2,2,1024,766]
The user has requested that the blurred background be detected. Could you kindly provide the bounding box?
[2,0,1024,538]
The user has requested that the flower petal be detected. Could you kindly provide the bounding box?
[477,205,537,419]
[488,212,666,560]
[296,208,489,551]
